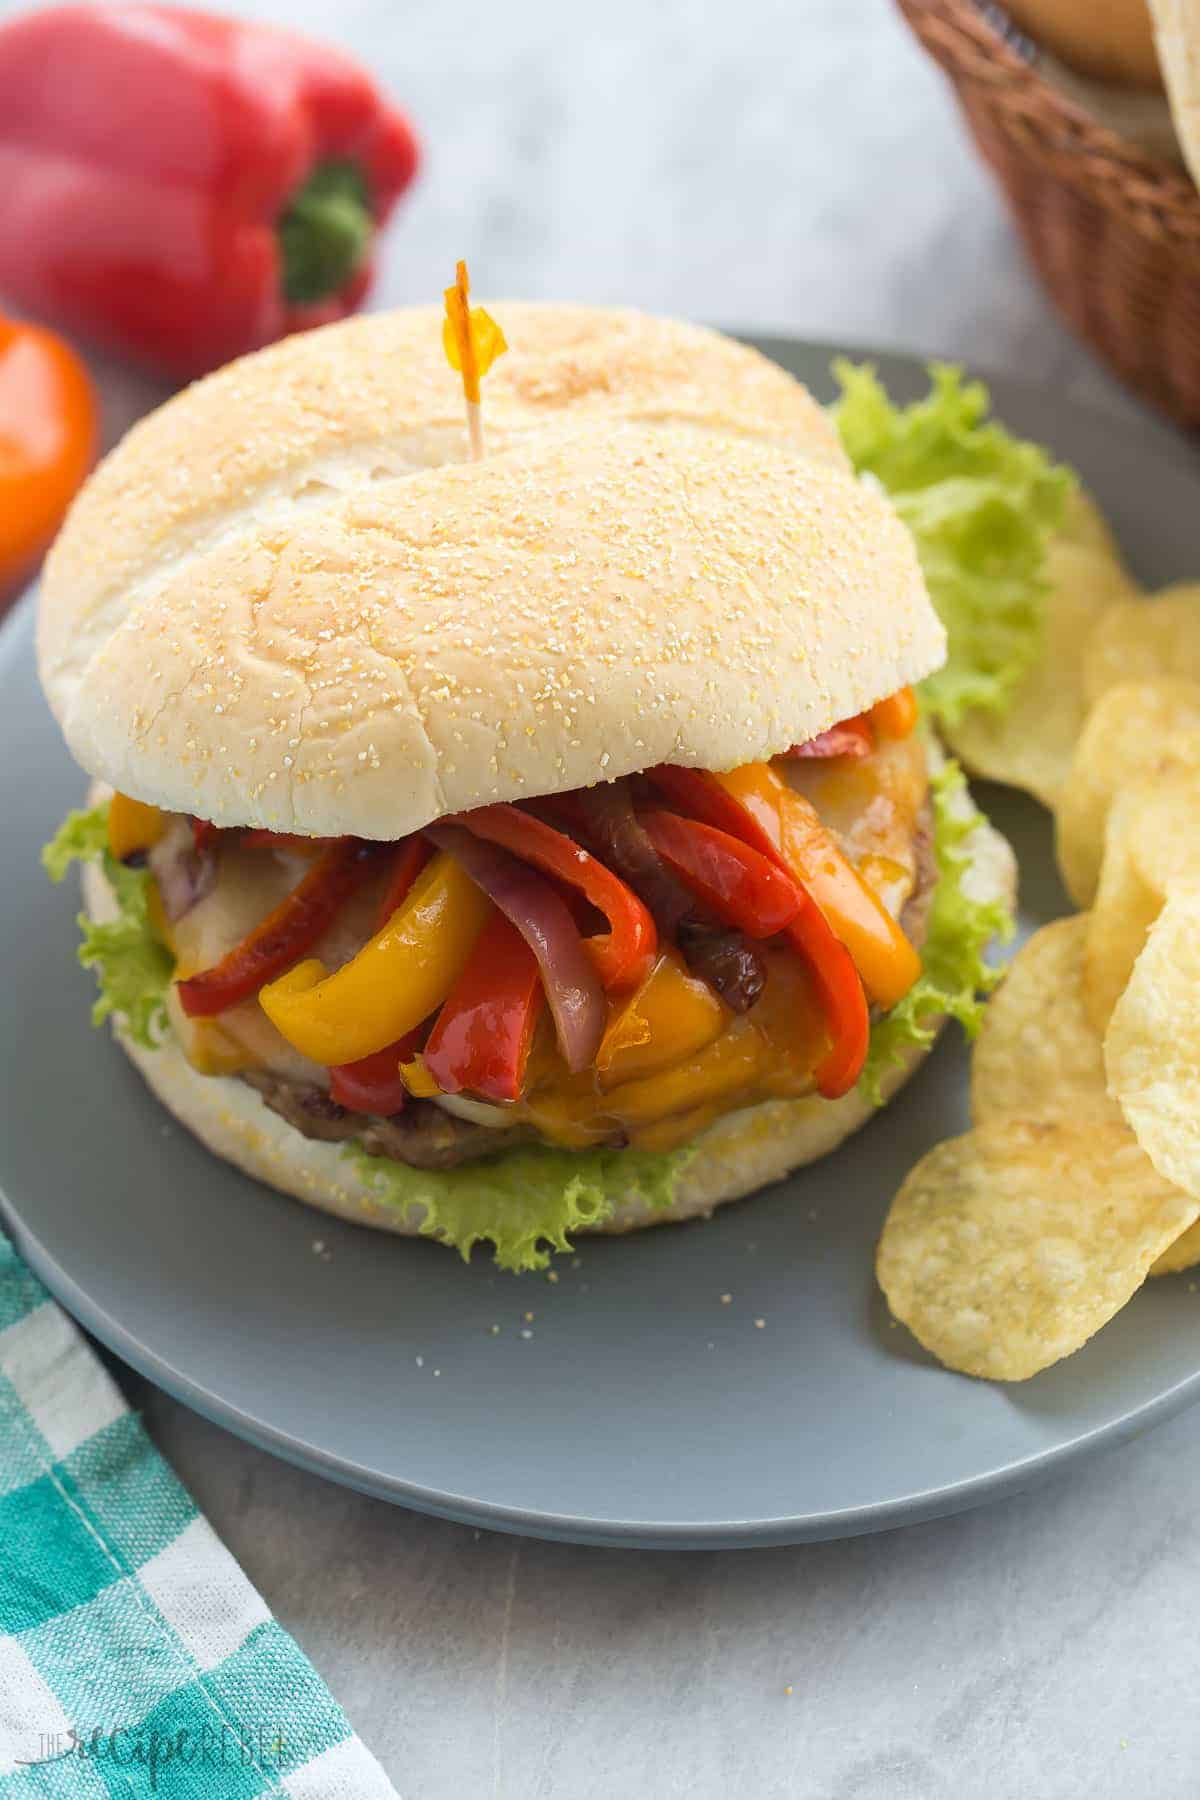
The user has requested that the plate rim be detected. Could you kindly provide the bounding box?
[5,330,1200,1549]
[9,1192,1200,1548]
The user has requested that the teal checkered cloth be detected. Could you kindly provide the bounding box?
[0,1232,398,1797]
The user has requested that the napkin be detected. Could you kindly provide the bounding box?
[0,1231,398,1797]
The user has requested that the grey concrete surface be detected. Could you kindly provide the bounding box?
[10,0,1198,1792]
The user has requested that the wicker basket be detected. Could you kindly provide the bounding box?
[897,0,1200,425]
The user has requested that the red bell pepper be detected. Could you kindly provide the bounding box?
[638,811,803,939]
[448,803,657,992]
[329,1032,420,1115]
[177,839,385,1016]
[785,915,870,1100]
[241,829,332,854]
[191,817,221,854]
[783,716,874,760]
[423,912,545,1103]
[374,837,431,931]
[0,5,420,378]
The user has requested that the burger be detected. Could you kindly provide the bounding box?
[38,304,1015,1270]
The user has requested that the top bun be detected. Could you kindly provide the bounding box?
[38,304,945,838]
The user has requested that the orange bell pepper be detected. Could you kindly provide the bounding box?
[714,764,921,1011]
[869,685,919,740]
[0,315,96,599]
[107,793,166,862]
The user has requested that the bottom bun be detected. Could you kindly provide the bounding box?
[81,804,1015,1244]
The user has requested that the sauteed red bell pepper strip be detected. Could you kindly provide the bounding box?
[791,923,871,1099]
[374,837,431,931]
[177,840,386,1017]
[190,818,221,854]
[783,716,874,760]
[447,803,656,992]
[646,762,919,1010]
[424,823,605,1074]
[645,765,771,846]
[329,1032,420,1114]
[0,4,420,378]
[638,811,803,939]
[241,829,331,854]
[423,912,545,1102]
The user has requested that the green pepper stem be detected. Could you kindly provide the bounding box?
[278,161,372,306]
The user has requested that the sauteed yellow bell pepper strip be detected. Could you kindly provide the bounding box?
[259,851,490,1064]
[107,793,167,861]
[595,950,726,1089]
[398,1053,442,1099]
[521,1016,767,1149]
[713,764,921,1011]
[600,1020,766,1127]
[398,950,727,1108]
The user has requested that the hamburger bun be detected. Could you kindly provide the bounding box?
[39,305,944,840]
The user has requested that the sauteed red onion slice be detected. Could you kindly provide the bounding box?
[148,827,216,922]
[424,823,606,1074]
[567,779,694,938]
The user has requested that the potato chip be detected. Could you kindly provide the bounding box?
[1084,769,1200,1032]
[971,915,1116,1123]
[1054,678,1200,907]
[878,913,1195,1376]
[1107,888,1200,1205]
[1083,582,1200,706]
[876,1116,1196,1381]
[1149,1219,1200,1277]
[947,539,1137,808]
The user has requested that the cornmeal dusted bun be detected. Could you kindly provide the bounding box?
[82,799,1015,1240]
[39,305,945,841]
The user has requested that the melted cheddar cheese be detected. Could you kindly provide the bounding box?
[161,731,929,1146]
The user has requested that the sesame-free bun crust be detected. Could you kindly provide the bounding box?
[41,305,945,839]
[80,807,1014,1246]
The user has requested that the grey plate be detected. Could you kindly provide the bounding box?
[5,338,1200,1550]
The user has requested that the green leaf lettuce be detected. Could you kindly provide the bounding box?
[43,804,172,1049]
[859,756,1013,1104]
[831,360,1073,726]
[349,1139,695,1274]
